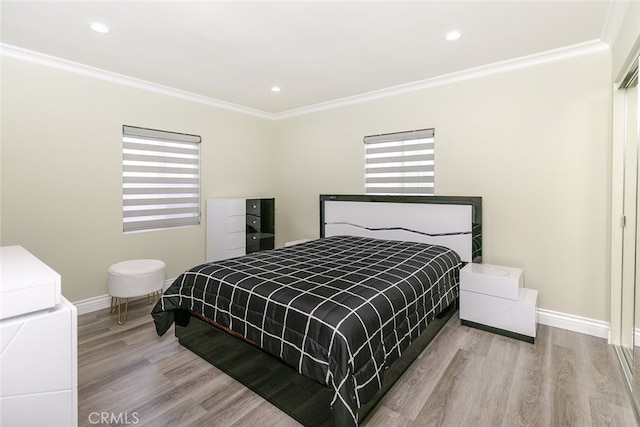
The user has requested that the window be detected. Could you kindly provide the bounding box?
[122,125,201,233]
[364,128,435,195]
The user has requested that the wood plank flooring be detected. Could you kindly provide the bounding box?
[78,299,638,426]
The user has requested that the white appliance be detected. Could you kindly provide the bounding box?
[0,246,78,427]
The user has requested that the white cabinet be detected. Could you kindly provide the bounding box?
[459,263,537,343]
[207,198,275,262]
[0,247,77,427]
[1,245,61,320]
[1,298,78,427]
[207,198,247,261]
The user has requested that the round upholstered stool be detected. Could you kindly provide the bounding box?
[108,259,165,325]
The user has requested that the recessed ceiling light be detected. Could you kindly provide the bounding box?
[445,30,461,41]
[271,86,281,93]
[89,22,110,34]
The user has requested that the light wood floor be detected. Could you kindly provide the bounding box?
[78,299,638,426]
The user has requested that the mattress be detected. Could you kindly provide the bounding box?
[152,235,461,426]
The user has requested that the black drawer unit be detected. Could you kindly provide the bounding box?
[246,198,274,254]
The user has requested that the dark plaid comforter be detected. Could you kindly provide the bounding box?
[152,235,461,426]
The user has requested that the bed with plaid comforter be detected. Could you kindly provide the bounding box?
[152,235,461,426]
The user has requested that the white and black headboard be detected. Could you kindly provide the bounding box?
[320,195,482,263]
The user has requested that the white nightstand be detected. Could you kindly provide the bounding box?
[459,263,538,343]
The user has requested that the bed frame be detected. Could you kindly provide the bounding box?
[175,194,482,425]
[320,194,482,263]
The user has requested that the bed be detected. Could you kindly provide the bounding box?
[152,194,482,426]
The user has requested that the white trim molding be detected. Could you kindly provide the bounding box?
[0,43,272,120]
[537,308,610,340]
[275,40,610,119]
[73,278,176,316]
[73,294,112,316]
[73,287,611,341]
[2,40,609,121]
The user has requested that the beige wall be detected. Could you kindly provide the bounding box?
[275,50,612,322]
[0,47,614,323]
[0,57,275,302]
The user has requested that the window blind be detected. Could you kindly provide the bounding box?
[364,128,435,195]
[122,125,201,233]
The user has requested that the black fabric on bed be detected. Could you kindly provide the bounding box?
[151,235,461,426]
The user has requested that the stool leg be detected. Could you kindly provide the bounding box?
[110,296,116,314]
[116,298,129,326]
[147,290,162,304]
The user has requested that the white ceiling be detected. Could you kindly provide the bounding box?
[0,1,619,116]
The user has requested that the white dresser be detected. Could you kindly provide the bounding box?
[207,198,248,261]
[0,246,78,427]
[206,198,275,262]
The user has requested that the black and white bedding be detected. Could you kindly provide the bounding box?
[152,235,461,426]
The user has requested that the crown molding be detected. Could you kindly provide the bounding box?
[2,40,609,122]
[274,40,610,119]
[0,43,273,120]
[600,0,632,48]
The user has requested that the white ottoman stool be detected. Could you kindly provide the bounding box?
[108,259,165,325]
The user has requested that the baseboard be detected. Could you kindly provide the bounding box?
[72,282,611,340]
[536,308,610,340]
[72,294,112,316]
[73,278,175,316]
